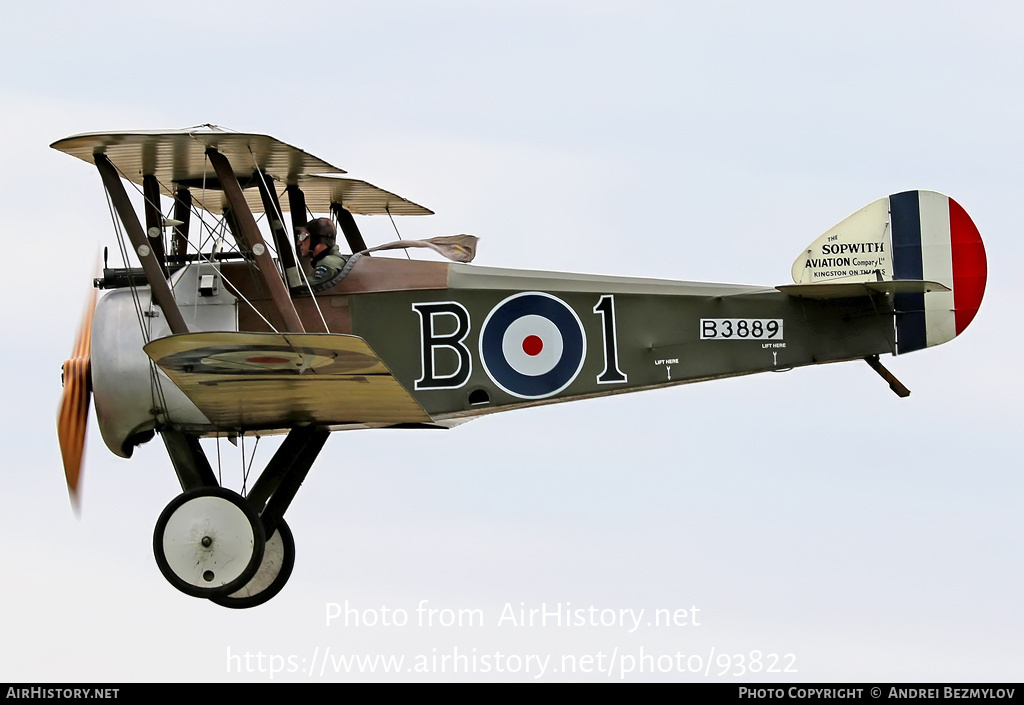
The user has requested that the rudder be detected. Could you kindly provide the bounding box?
[792,190,987,354]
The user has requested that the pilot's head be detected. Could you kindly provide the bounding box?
[297,217,337,259]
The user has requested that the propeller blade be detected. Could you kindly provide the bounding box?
[57,287,97,508]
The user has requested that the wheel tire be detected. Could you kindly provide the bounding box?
[153,487,266,598]
[210,519,296,609]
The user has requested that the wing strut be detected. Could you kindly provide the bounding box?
[284,183,315,289]
[94,154,189,335]
[285,184,307,238]
[206,148,305,333]
[171,188,192,260]
[332,203,370,255]
[254,172,301,289]
[864,355,911,398]
[143,175,169,279]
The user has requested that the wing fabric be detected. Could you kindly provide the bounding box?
[145,332,430,429]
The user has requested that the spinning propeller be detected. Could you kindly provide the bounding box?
[57,286,97,508]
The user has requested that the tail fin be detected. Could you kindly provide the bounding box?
[792,190,987,354]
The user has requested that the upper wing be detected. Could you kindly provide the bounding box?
[51,129,431,217]
[51,128,345,185]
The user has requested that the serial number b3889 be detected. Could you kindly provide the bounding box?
[700,319,783,340]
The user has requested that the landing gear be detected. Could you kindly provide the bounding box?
[154,427,329,608]
[153,486,266,598]
[210,519,295,609]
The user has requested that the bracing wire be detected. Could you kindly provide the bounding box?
[386,205,412,260]
[242,434,261,497]
[102,188,148,342]
[115,159,282,334]
[101,185,172,426]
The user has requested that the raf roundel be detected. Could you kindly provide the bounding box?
[479,292,586,399]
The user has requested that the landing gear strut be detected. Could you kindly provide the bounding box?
[153,426,329,608]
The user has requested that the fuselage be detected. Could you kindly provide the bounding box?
[91,256,895,457]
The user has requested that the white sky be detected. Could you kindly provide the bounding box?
[0,0,1021,683]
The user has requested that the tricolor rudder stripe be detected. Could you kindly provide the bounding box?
[890,190,987,354]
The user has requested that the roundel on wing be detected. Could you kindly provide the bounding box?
[479,292,586,399]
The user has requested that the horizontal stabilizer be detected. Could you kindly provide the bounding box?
[145,332,430,429]
[778,280,950,299]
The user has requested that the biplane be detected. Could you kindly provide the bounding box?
[53,127,987,608]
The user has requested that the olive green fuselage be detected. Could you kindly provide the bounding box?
[337,262,895,421]
[96,256,901,457]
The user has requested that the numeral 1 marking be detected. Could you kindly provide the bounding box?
[594,294,627,384]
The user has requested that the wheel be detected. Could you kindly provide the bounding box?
[153,487,266,598]
[210,519,296,609]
